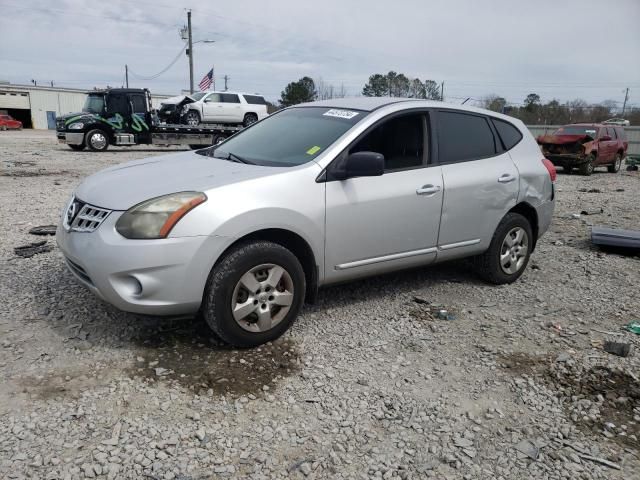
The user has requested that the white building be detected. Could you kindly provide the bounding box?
[0,83,171,130]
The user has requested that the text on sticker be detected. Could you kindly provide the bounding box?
[323,109,359,119]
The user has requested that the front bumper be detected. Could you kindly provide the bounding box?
[57,132,84,145]
[56,212,233,316]
[545,153,587,166]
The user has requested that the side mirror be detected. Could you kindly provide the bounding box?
[599,135,611,141]
[331,151,385,180]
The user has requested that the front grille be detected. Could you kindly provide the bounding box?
[64,197,111,233]
[65,258,94,286]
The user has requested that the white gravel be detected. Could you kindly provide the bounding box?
[1,130,639,479]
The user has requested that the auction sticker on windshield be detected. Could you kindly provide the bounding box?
[323,109,359,119]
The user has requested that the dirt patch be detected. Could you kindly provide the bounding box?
[547,365,640,448]
[17,369,113,402]
[126,319,300,397]
[499,352,551,376]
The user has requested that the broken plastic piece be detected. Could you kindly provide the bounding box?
[591,226,640,249]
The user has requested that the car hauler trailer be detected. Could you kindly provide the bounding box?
[55,88,241,151]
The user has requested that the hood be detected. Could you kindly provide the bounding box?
[57,112,102,128]
[75,150,286,210]
[160,95,196,106]
[537,134,594,145]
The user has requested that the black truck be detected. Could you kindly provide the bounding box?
[56,88,241,151]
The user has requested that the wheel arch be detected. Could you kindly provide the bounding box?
[508,202,539,251]
[213,228,319,304]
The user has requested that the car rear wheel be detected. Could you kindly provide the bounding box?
[243,113,258,127]
[578,153,595,176]
[607,153,622,173]
[69,144,86,151]
[185,110,200,126]
[85,129,109,152]
[474,212,532,285]
[202,241,305,347]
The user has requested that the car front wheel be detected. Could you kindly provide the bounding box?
[474,212,532,285]
[185,110,200,126]
[202,241,305,347]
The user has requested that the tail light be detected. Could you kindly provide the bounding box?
[541,158,556,182]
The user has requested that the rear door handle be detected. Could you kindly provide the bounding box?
[416,184,441,195]
[498,174,516,183]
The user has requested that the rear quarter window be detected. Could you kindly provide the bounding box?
[244,95,266,105]
[491,118,523,151]
[437,111,497,163]
[615,127,627,141]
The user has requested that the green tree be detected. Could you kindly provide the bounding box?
[424,80,441,100]
[280,76,317,107]
[362,74,388,97]
[483,95,507,112]
[524,93,541,111]
[388,72,410,97]
[409,78,426,98]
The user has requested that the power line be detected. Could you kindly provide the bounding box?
[128,44,187,81]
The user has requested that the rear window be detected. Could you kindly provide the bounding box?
[244,95,266,105]
[221,94,240,103]
[491,118,522,151]
[437,111,496,163]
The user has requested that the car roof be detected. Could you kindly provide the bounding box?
[203,91,263,96]
[293,97,521,122]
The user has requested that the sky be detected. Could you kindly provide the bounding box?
[1,0,639,109]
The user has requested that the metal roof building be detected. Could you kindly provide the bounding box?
[0,83,171,130]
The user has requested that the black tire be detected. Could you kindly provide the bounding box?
[85,129,109,152]
[578,153,595,176]
[212,134,227,145]
[243,113,258,127]
[561,164,573,174]
[188,145,203,150]
[202,241,305,347]
[607,153,622,173]
[185,110,200,126]
[474,212,533,285]
[69,144,85,151]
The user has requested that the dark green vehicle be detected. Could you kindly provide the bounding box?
[56,88,241,151]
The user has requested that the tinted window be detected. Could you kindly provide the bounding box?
[106,94,128,115]
[221,93,240,103]
[492,118,522,150]
[129,95,146,113]
[437,111,496,163]
[244,95,266,105]
[351,113,425,170]
[208,107,364,167]
[190,92,207,101]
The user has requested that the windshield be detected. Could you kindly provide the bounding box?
[553,126,598,137]
[207,107,365,166]
[190,92,207,101]
[83,95,105,114]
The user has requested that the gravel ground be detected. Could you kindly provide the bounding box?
[1,130,639,480]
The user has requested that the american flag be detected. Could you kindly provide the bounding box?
[198,68,214,91]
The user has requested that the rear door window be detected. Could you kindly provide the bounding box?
[244,95,266,105]
[437,111,497,163]
[491,118,522,151]
[221,94,240,103]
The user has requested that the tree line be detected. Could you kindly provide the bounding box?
[278,74,637,126]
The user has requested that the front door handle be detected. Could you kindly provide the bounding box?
[416,184,441,195]
[498,174,516,183]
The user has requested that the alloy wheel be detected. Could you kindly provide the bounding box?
[89,132,106,150]
[499,227,529,275]
[231,263,294,333]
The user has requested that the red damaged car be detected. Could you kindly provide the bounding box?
[0,114,22,130]
[537,123,627,176]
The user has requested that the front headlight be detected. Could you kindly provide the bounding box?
[115,191,207,239]
[68,122,84,130]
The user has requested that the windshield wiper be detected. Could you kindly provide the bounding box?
[212,151,253,164]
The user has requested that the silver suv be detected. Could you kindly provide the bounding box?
[57,98,556,347]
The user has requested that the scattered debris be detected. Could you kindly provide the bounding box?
[513,438,540,460]
[580,208,603,216]
[603,341,632,358]
[591,328,623,336]
[412,296,430,305]
[591,226,640,250]
[570,213,581,219]
[577,454,621,470]
[578,188,602,193]
[28,225,57,236]
[626,322,640,335]
[14,240,53,258]
[615,188,625,192]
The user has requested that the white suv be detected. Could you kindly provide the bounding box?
[183,91,268,127]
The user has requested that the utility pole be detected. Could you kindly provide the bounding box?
[622,87,630,116]
[125,64,129,88]
[440,81,444,101]
[187,9,194,94]
[224,75,229,91]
